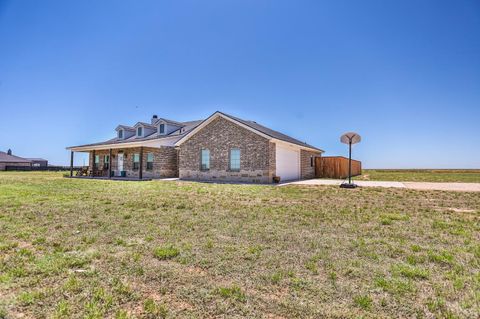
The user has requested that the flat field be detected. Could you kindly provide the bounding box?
[356,169,480,183]
[0,172,479,318]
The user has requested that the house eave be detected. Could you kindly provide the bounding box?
[66,135,181,152]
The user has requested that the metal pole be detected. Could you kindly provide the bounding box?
[70,151,74,177]
[348,140,352,184]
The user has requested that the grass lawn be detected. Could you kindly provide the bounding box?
[355,169,480,183]
[1,172,479,318]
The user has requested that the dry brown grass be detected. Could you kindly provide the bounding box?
[0,172,479,318]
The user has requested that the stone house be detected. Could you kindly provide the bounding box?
[67,111,323,183]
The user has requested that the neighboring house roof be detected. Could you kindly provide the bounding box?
[25,158,48,162]
[67,111,323,152]
[0,151,32,163]
[174,111,324,152]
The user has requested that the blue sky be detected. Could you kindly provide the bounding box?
[0,0,479,168]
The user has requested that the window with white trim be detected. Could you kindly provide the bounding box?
[104,155,110,169]
[133,153,140,170]
[118,130,123,139]
[137,127,143,137]
[159,123,165,134]
[146,153,154,170]
[94,155,100,168]
[201,149,210,170]
[230,149,240,171]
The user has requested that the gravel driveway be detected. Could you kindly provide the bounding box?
[282,179,480,192]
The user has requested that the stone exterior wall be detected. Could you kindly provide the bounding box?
[178,116,276,183]
[88,146,177,179]
[300,150,321,179]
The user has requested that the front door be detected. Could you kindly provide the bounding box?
[117,153,124,175]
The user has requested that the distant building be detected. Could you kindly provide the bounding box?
[0,150,48,170]
[25,158,48,167]
[0,151,32,170]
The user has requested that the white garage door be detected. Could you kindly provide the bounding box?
[276,144,300,181]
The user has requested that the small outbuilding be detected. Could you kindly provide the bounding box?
[25,158,48,167]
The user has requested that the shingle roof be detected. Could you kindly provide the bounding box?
[68,120,203,149]
[220,112,323,152]
[68,112,322,152]
[154,118,185,127]
[0,151,32,163]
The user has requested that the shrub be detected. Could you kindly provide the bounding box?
[215,285,246,302]
[153,246,180,260]
[354,294,373,310]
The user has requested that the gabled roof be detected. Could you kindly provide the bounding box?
[67,112,323,152]
[115,125,135,131]
[154,118,185,127]
[134,122,157,129]
[25,158,48,161]
[0,151,32,163]
[174,111,323,152]
[67,120,203,151]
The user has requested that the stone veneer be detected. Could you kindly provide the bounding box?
[86,117,320,183]
[300,149,321,179]
[88,146,177,179]
[178,116,276,183]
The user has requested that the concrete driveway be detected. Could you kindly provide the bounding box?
[281,179,480,192]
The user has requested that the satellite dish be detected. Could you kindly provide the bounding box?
[341,132,361,145]
[339,132,361,189]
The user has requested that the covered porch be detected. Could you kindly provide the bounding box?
[67,145,178,180]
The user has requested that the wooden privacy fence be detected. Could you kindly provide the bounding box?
[315,156,362,179]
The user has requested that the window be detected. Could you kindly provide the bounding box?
[310,156,314,167]
[159,123,165,134]
[137,127,143,137]
[200,149,210,170]
[133,153,140,170]
[104,155,110,169]
[118,130,123,139]
[230,149,240,171]
[146,153,154,170]
[94,155,100,168]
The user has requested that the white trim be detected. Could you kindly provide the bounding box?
[115,125,135,132]
[272,138,322,153]
[136,126,144,138]
[174,112,271,146]
[158,121,167,135]
[174,111,323,153]
[67,135,180,152]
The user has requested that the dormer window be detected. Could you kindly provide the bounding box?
[159,123,165,135]
[118,130,123,139]
[137,127,143,137]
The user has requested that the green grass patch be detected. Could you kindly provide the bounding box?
[153,245,180,260]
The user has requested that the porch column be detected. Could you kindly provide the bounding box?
[92,150,96,177]
[108,148,112,179]
[139,146,143,180]
[70,151,74,177]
